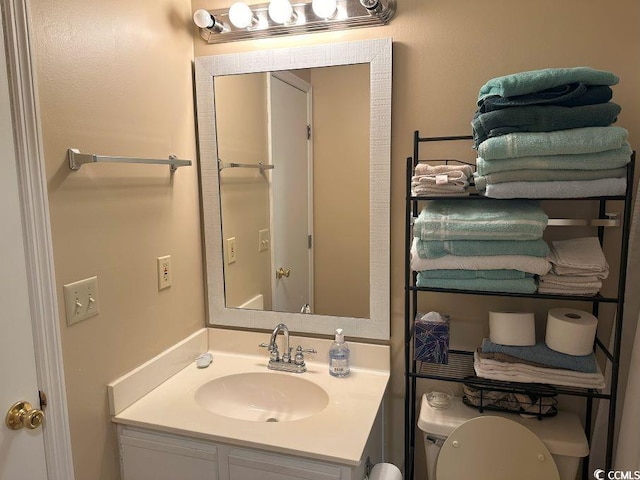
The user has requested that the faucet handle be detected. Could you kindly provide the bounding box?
[259,342,279,361]
[294,345,317,366]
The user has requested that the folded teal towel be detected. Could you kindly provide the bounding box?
[477,126,628,160]
[417,274,537,294]
[476,144,632,175]
[477,67,619,103]
[481,338,597,373]
[414,200,548,241]
[418,269,531,280]
[415,238,550,259]
[474,167,627,190]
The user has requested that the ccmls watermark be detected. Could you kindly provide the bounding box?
[594,469,640,479]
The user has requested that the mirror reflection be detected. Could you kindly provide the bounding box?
[215,64,370,318]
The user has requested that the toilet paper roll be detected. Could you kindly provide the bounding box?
[545,308,598,356]
[368,463,402,480]
[489,311,536,346]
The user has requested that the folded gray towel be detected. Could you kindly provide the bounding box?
[482,177,626,199]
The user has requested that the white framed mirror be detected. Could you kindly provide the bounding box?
[195,38,391,340]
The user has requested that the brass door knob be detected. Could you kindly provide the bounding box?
[275,267,291,279]
[5,401,44,430]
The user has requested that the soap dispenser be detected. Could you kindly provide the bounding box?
[329,328,350,377]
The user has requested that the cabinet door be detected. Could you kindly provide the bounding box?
[225,448,346,480]
[120,428,217,480]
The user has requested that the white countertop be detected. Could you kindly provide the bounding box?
[110,328,390,466]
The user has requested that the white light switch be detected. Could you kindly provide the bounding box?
[63,276,100,326]
[258,229,270,252]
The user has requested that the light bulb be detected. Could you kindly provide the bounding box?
[312,0,337,19]
[193,9,214,28]
[228,2,254,29]
[268,0,295,24]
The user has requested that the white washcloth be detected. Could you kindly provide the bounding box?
[411,239,551,275]
[483,177,627,199]
[474,352,606,389]
[415,163,474,177]
[548,237,609,279]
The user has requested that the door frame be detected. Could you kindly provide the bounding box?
[3,0,75,477]
[267,71,314,313]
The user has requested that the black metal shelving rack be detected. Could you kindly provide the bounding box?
[403,131,635,480]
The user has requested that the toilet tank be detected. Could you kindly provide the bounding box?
[417,395,589,480]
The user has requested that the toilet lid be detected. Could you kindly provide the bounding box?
[436,416,560,480]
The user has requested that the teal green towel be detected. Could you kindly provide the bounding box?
[416,238,550,259]
[418,269,531,280]
[474,167,628,190]
[414,200,548,241]
[477,126,628,160]
[477,67,619,102]
[416,274,537,294]
[476,144,632,175]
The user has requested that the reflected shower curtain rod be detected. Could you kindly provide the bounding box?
[68,148,192,172]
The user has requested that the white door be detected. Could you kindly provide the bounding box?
[268,73,313,313]
[0,15,48,479]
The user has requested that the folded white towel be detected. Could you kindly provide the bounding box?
[548,237,609,279]
[411,239,551,275]
[537,286,600,296]
[474,352,605,389]
[415,163,474,177]
[539,273,601,284]
[412,175,469,188]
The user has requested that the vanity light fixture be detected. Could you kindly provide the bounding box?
[194,0,395,44]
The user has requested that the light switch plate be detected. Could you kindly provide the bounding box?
[258,229,270,252]
[227,237,237,264]
[63,276,100,326]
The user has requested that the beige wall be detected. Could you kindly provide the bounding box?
[25,0,640,478]
[312,64,370,318]
[29,0,205,478]
[216,73,273,309]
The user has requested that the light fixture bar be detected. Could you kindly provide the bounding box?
[197,0,395,44]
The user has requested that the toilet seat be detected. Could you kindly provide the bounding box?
[435,416,560,480]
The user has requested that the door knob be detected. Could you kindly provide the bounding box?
[5,401,44,430]
[275,267,291,279]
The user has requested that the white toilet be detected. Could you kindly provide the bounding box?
[417,395,589,480]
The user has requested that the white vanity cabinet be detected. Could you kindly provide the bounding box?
[118,421,380,480]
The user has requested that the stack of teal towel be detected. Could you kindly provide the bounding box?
[411,200,551,293]
[472,67,631,198]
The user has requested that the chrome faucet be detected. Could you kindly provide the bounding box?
[259,323,316,373]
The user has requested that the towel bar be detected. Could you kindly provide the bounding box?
[68,148,192,172]
[218,159,274,172]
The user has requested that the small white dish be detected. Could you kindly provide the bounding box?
[426,389,453,409]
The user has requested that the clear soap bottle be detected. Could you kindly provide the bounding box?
[329,328,350,377]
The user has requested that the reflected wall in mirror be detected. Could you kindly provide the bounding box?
[195,39,391,340]
[215,65,370,318]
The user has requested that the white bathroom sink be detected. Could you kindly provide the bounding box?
[194,371,329,422]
